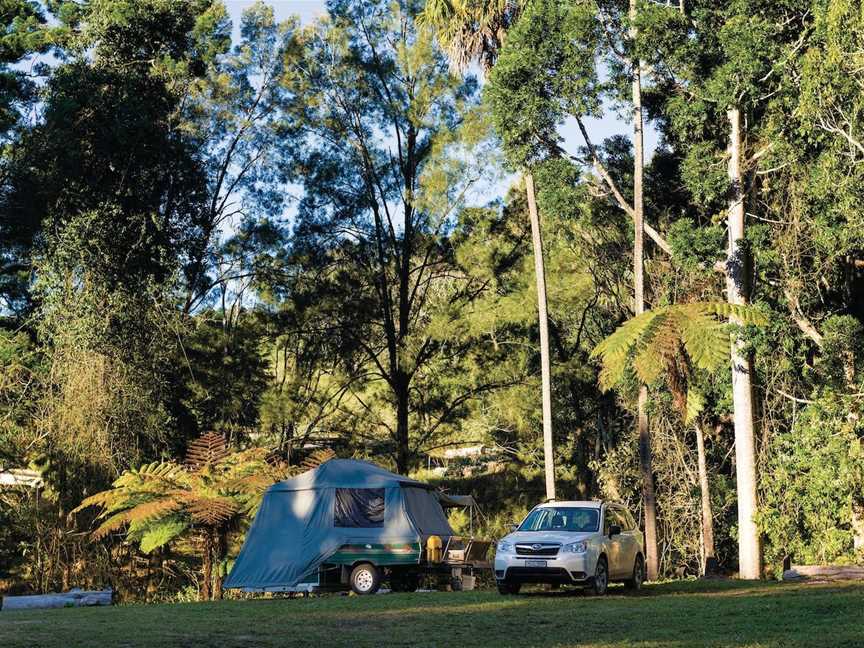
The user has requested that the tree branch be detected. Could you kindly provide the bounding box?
[783,288,823,347]
[573,116,672,255]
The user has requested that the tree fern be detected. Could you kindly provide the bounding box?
[592,302,767,392]
[72,433,339,600]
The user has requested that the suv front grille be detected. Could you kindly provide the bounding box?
[515,543,560,557]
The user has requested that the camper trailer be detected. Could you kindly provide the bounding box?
[224,459,489,595]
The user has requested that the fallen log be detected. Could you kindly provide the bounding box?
[1,588,112,611]
[783,565,864,582]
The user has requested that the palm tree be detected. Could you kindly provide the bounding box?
[420,1,524,75]
[420,0,557,500]
[74,433,334,600]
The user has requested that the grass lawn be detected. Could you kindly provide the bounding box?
[1,579,862,648]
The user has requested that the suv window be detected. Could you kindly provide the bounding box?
[519,506,600,532]
[604,507,625,533]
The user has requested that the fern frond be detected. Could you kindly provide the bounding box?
[92,511,132,540]
[72,489,119,514]
[301,448,336,471]
[695,302,768,326]
[138,517,188,553]
[186,496,238,525]
[685,388,706,424]
[632,343,665,385]
[591,310,661,362]
[593,301,767,393]
[185,432,229,469]
[122,496,185,526]
[679,311,728,371]
[117,462,190,490]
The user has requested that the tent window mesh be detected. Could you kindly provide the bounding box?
[334,488,385,527]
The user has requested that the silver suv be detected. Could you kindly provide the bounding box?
[494,500,645,595]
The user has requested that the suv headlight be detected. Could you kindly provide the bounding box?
[562,541,588,554]
[497,540,514,553]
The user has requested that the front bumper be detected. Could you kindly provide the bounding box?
[494,550,595,585]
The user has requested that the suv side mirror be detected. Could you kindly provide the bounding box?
[608,524,622,538]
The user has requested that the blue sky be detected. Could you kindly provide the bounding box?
[224,1,659,202]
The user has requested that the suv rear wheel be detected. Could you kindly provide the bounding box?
[586,556,608,596]
[350,563,381,595]
[625,554,645,591]
[496,581,521,595]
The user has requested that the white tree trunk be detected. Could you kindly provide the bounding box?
[630,0,659,581]
[726,107,762,580]
[525,172,556,501]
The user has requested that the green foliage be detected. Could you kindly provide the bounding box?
[668,219,726,274]
[5,0,864,598]
[760,392,864,569]
[485,0,601,168]
[592,303,767,392]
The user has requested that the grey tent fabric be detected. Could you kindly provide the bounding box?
[223,459,453,591]
[403,487,454,539]
[437,493,477,508]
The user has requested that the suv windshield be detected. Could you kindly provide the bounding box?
[518,507,600,533]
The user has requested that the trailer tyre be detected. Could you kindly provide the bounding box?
[350,563,381,595]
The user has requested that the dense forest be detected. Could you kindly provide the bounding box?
[1,0,863,600]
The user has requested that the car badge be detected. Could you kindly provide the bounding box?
[532,544,542,551]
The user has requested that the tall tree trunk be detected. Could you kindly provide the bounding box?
[525,172,555,501]
[726,107,762,580]
[630,0,659,581]
[395,372,411,474]
[695,422,716,574]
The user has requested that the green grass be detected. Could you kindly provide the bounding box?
[1,580,863,647]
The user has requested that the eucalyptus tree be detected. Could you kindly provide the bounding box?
[487,0,676,577]
[179,1,293,317]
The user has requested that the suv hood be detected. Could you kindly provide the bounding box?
[503,531,594,545]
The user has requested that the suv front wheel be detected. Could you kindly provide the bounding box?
[586,556,608,596]
[497,580,522,595]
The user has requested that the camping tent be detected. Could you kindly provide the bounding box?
[223,459,454,591]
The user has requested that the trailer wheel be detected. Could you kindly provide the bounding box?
[350,563,381,595]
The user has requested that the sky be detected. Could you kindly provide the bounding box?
[223,0,660,204]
